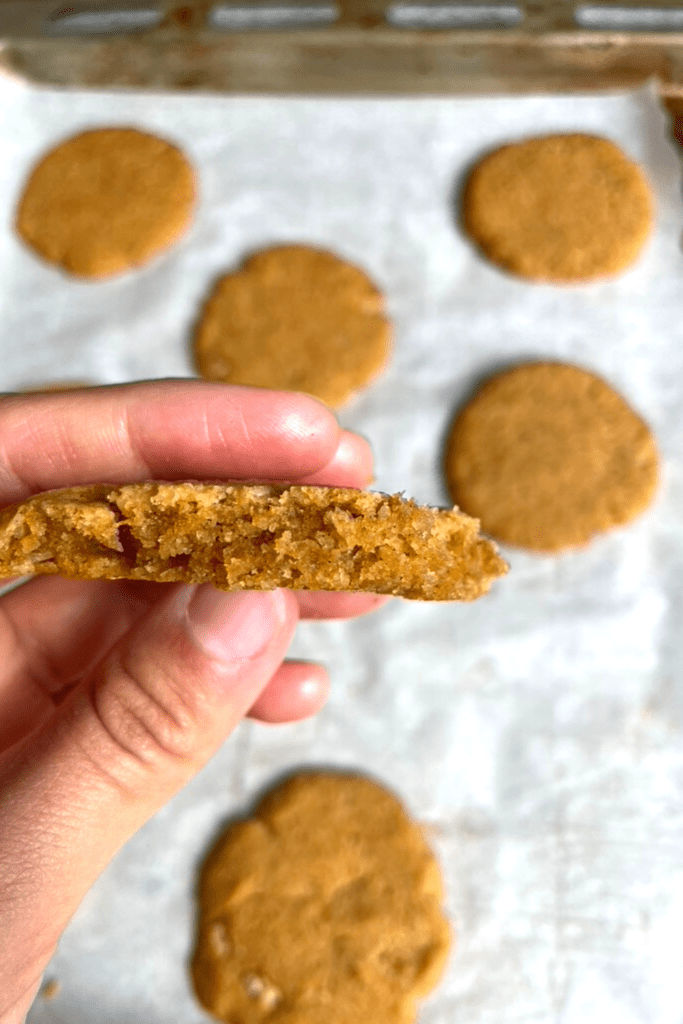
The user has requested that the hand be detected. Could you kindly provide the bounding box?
[0,381,386,1023]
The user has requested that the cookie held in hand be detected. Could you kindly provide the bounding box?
[0,482,507,601]
[445,361,659,552]
[192,771,452,1024]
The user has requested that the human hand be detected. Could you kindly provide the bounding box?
[0,381,386,1023]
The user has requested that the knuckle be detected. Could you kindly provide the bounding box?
[87,653,202,775]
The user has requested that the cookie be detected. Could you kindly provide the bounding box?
[192,771,452,1024]
[0,483,506,600]
[16,128,195,278]
[193,245,391,407]
[445,362,659,552]
[462,134,653,282]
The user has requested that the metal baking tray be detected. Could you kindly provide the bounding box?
[3,0,683,94]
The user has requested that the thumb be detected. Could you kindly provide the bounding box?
[0,584,297,1017]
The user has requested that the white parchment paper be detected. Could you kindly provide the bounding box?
[3,79,681,1024]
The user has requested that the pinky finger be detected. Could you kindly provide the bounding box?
[248,661,330,724]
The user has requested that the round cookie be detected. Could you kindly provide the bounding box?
[192,771,452,1024]
[462,134,653,282]
[16,128,195,278]
[445,362,659,552]
[193,245,391,407]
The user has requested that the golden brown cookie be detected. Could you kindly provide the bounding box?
[193,245,391,407]
[192,771,452,1024]
[445,362,659,552]
[0,482,506,601]
[16,128,196,278]
[462,134,653,282]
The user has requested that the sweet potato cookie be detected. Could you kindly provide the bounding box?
[192,771,452,1024]
[445,362,659,552]
[16,128,195,278]
[193,246,391,407]
[0,483,506,600]
[462,134,653,282]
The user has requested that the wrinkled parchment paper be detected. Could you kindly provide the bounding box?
[4,79,682,1024]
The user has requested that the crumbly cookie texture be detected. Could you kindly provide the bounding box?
[445,361,659,552]
[0,482,507,601]
[462,133,653,282]
[192,772,452,1024]
[16,127,195,278]
[194,245,391,408]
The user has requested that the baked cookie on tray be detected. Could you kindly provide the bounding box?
[192,771,452,1024]
[16,127,196,278]
[445,361,659,552]
[194,245,391,408]
[462,133,653,282]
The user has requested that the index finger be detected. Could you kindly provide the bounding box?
[0,380,349,507]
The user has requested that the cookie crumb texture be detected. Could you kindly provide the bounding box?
[16,128,195,278]
[194,245,392,407]
[192,772,452,1024]
[0,483,506,601]
[462,134,653,282]
[446,362,659,552]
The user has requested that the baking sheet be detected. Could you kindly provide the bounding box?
[2,79,681,1024]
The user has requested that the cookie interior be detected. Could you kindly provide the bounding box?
[0,482,507,601]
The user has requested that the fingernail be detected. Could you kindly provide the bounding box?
[187,587,286,663]
[335,430,374,486]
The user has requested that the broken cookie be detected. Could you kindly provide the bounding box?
[0,482,506,601]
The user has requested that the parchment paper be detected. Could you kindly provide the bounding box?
[2,79,681,1024]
